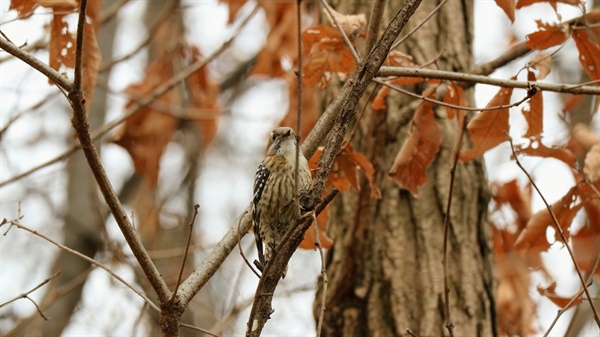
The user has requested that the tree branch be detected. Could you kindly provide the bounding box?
[69,0,171,302]
[377,66,600,95]
[0,37,72,92]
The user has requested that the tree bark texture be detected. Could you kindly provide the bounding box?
[315,1,496,336]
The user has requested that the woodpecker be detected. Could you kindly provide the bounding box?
[252,127,312,278]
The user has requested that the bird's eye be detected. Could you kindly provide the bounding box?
[272,134,277,141]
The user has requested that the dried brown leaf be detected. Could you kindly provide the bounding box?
[525,21,570,50]
[573,29,600,81]
[81,22,101,110]
[527,53,551,80]
[460,85,514,162]
[302,24,357,88]
[37,0,77,8]
[583,143,600,182]
[388,97,441,196]
[515,141,577,168]
[49,14,76,72]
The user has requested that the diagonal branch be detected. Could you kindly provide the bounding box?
[245,1,423,335]
[69,0,171,303]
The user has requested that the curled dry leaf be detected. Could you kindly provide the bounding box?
[514,185,587,249]
[514,140,577,168]
[525,21,570,50]
[494,0,515,23]
[583,143,600,182]
[460,85,514,162]
[81,22,101,110]
[537,282,583,308]
[491,179,532,229]
[527,53,551,80]
[388,94,441,197]
[573,29,600,81]
[302,24,357,88]
[323,6,366,35]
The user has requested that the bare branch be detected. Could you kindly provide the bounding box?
[70,0,171,303]
[0,37,72,91]
[0,271,61,320]
[171,204,200,303]
[364,0,387,55]
[1,219,159,312]
[377,66,600,95]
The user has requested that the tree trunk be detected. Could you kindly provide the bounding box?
[315,1,496,336]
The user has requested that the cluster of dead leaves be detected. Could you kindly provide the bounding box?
[491,173,600,334]
[111,44,220,188]
[10,0,102,110]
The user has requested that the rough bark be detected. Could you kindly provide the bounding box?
[315,1,496,336]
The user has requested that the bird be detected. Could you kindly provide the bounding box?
[252,127,312,278]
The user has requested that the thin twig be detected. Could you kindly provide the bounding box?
[377,66,600,95]
[0,37,72,91]
[0,270,61,320]
[171,204,200,303]
[364,0,387,55]
[70,0,171,303]
[507,135,600,328]
[391,0,447,49]
[294,0,303,222]
[180,323,221,337]
[99,0,177,72]
[313,212,328,337]
[374,78,531,112]
[238,209,262,278]
[320,0,361,64]
[440,111,468,337]
[0,220,159,312]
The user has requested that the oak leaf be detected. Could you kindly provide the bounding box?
[517,0,580,11]
[111,53,178,187]
[81,22,101,110]
[572,29,600,81]
[298,203,333,250]
[491,179,532,229]
[460,85,514,162]
[388,96,441,196]
[525,21,569,50]
[37,0,77,8]
[302,24,357,88]
[308,144,381,199]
